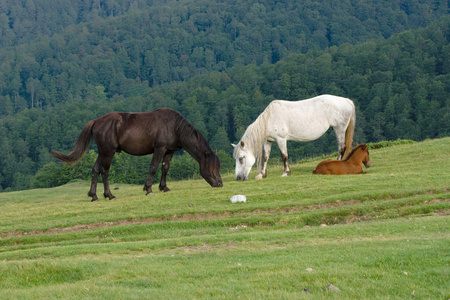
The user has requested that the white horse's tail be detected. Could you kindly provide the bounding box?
[342,101,356,159]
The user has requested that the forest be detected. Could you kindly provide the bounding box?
[0,0,448,192]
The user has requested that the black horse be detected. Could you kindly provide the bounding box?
[51,108,223,201]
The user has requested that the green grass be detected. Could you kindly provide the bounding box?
[0,138,449,299]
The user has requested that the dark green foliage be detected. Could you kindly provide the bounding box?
[31,150,98,189]
[0,1,448,191]
[367,139,415,150]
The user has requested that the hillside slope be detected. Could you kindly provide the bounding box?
[1,138,448,233]
[0,138,450,299]
[0,138,448,298]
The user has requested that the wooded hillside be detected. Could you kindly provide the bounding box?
[0,0,448,191]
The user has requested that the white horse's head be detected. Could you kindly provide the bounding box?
[232,141,256,181]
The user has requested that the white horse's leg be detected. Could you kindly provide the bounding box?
[333,126,347,160]
[256,141,272,180]
[277,139,291,177]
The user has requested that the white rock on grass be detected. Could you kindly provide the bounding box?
[230,195,246,203]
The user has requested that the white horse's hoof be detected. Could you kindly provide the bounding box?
[281,173,289,177]
[255,174,264,180]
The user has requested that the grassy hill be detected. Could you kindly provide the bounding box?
[0,138,448,299]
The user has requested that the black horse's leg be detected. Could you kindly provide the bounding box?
[99,154,115,200]
[88,157,101,201]
[159,152,174,192]
[144,148,166,195]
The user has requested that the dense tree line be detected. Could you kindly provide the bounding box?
[1,17,448,192]
[0,0,447,108]
[0,0,448,192]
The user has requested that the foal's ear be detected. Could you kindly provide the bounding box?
[214,149,217,154]
[231,143,237,148]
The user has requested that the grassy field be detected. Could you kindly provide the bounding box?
[0,138,449,299]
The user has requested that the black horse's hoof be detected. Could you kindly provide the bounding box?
[103,193,115,200]
[159,186,170,192]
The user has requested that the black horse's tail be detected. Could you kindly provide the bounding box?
[51,120,95,163]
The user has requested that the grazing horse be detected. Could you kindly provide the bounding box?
[51,108,223,201]
[232,95,356,180]
[313,143,371,175]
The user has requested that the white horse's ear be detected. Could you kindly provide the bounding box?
[240,140,245,147]
[231,143,237,148]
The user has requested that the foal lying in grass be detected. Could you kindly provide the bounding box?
[313,143,371,175]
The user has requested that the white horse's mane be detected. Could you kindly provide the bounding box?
[234,102,274,169]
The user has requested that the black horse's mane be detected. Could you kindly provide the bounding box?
[171,110,209,148]
[344,143,366,160]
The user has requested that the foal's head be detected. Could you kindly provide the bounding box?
[355,143,371,168]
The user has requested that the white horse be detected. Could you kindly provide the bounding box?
[232,94,356,180]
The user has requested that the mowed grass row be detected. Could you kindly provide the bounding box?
[1,217,448,299]
[0,138,448,299]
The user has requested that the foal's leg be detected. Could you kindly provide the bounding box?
[144,148,166,195]
[159,152,174,192]
[255,141,272,180]
[277,139,291,177]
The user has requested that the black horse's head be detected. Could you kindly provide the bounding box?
[200,150,223,187]
[174,114,223,188]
